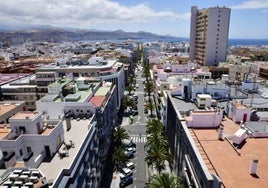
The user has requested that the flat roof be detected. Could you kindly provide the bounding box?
[38,119,89,182]
[95,87,109,96]
[89,96,105,107]
[0,125,11,139]
[190,118,268,187]
[169,95,198,112]
[245,121,268,134]
[10,111,40,120]
[0,102,23,117]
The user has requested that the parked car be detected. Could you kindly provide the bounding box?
[119,176,133,188]
[119,167,133,178]
[124,151,134,159]
[125,147,136,153]
[132,95,138,100]
[131,110,138,116]
[125,161,135,169]
[124,141,136,148]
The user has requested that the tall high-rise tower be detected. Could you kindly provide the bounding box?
[189,6,231,66]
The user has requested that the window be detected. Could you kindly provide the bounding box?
[26,147,32,153]
[19,149,23,156]
[19,126,26,133]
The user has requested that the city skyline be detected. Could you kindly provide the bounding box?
[0,0,268,39]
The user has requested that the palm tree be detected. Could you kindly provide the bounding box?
[126,85,134,95]
[146,119,163,136]
[121,96,134,109]
[145,119,173,174]
[146,173,185,188]
[147,97,155,118]
[143,64,151,81]
[112,147,127,169]
[146,134,167,149]
[144,82,153,97]
[129,75,136,87]
[146,143,169,174]
[113,126,130,148]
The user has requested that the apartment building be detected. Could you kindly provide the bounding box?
[0,73,29,100]
[0,111,64,169]
[189,6,231,66]
[36,57,125,108]
[1,75,38,111]
[36,79,117,186]
[0,79,117,187]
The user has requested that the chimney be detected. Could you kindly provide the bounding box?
[249,159,258,174]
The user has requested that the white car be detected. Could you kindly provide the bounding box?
[126,161,135,169]
[125,147,136,153]
[119,168,133,179]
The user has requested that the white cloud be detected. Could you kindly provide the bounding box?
[0,0,189,28]
[231,0,268,9]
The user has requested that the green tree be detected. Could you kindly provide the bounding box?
[144,81,153,97]
[147,97,155,118]
[113,126,130,148]
[112,147,127,169]
[145,119,172,174]
[146,143,169,174]
[126,85,134,95]
[121,96,134,110]
[129,75,136,87]
[146,119,163,136]
[143,65,151,81]
[146,173,185,188]
[146,134,167,150]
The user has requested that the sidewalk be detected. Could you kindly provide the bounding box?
[110,174,120,188]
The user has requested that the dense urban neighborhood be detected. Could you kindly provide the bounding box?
[0,4,268,188]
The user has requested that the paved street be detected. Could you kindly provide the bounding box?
[120,66,148,188]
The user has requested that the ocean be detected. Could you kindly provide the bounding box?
[130,37,268,46]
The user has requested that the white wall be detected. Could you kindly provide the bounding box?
[36,101,96,119]
[187,110,223,128]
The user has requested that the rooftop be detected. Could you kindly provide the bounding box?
[89,96,105,107]
[0,102,24,117]
[10,111,40,120]
[189,117,268,187]
[38,119,90,183]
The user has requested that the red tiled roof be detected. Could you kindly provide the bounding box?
[89,96,105,107]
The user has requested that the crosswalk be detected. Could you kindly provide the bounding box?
[130,135,147,143]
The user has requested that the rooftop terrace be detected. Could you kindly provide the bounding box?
[38,119,89,184]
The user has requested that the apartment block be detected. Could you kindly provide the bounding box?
[36,57,125,108]
[190,6,231,66]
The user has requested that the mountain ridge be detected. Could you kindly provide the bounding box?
[0,27,178,44]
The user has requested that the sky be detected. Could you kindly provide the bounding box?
[0,0,268,39]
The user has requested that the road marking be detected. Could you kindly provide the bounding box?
[130,135,147,143]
